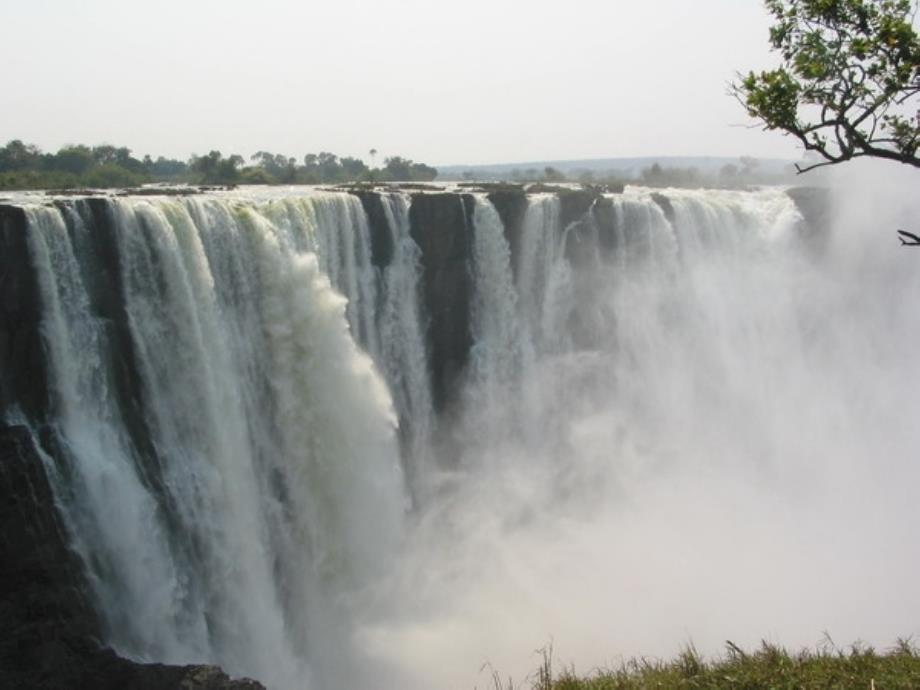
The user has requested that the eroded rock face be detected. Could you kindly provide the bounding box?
[650,192,676,225]
[557,188,598,229]
[0,424,264,690]
[590,196,620,258]
[409,192,473,413]
[0,205,48,423]
[350,190,394,268]
[486,188,529,282]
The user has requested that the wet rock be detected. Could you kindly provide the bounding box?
[349,190,394,268]
[591,196,620,257]
[650,192,676,225]
[0,204,48,423]
[486,188,529,281]
[408,192,473,413]
[557,189,598,228]
[0,424,265,690]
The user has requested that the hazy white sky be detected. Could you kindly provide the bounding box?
[1,0,802,165]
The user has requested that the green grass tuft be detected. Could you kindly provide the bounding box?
[497,638,920,690]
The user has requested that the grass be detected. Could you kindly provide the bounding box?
[488,638,920,690]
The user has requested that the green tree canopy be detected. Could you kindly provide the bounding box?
[0,139,438,190]
[735,0,920,171]
[0,140,42,171]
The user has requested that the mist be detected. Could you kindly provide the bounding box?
[344,170,920,689]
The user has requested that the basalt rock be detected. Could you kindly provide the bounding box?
[557,188,598,229]
[0,424,264,690]
[591,196,620,258]
[650,192,676,225]
[350,190,394,268]
[486,188,529,281]
[0,204,48,424]
[409,192,473,413]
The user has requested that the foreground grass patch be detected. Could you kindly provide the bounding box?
[493,639,920,690]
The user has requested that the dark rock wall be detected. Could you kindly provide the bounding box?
[486,189,529,282]
[557,188,598,229]
[350,190,394,268]
[0,424,264,690]
[0,205,48,424]
[0,424,100,688]
[409,193,474,414]
[650,192,676,225]
[590,196,621,258]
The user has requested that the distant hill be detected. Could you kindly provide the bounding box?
[437,156,794,180]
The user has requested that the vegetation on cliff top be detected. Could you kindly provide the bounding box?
[0,140,437,190]
[443,157,799,189]
[494,639,920,690]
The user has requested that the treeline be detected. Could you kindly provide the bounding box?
[450,157,798,189]
[631,157,796,189]
[0,140,438,190]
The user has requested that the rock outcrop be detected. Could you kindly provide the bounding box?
[486,188,529,282]
[0,425,265,690]
[349,189,394,268]
[408,193,473,413]
[0,204,48,423]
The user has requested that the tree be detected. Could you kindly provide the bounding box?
[146,155,188,179]
[0,140,42,171]
[190,150,242,183]
[381,156,438,182]
[543,166,567,182]
[734,0,920,172]
[383,156,411,181]
[52,145,95,175]
[316,152,341,181]
[368,148,378,181]
[340,156,368,179]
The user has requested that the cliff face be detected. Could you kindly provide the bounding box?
[350,189,394,268]
[0,424,264,690]
[0,205,48,423]
[0,200,264,690]
[409,192,474,413]
[486,189,529,282]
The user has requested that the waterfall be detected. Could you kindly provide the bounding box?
[5,183,919,690]
[25,204,197,662]
[516,194,573,355]
[20,192,407,690]
[375,193,434,485]
[468,196,523,403]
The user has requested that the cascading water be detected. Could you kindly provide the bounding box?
[468,196,523,415]
[20,192,407,690]
[4,179,919,690]
[374,193,435,485]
